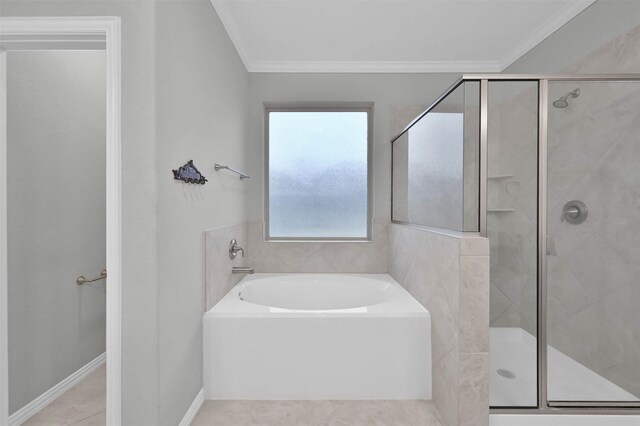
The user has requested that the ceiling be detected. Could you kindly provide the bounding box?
[211,0,595,73]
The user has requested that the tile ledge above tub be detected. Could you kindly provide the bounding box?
[390,222,489,256]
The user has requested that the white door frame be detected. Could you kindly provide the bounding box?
[0,17,121,426]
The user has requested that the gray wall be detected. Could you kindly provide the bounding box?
[1,1,250,424]
[1,2,159,423]
[7,51,106,414]
[247,73,460,224]
[155,1,249,424]
[505,0,640,73]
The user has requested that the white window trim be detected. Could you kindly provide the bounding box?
[263,103,374,242]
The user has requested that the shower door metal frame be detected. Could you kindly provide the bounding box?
[471,73,640,415]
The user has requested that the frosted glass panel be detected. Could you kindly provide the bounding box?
[392,82,479,231]
[408,112,464,229]
[268,111,369,238]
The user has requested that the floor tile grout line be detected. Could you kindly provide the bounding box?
[68,409,106,426]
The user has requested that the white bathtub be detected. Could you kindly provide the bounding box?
[203,273,431,400]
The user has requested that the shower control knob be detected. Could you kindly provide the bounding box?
[561,200,588,224]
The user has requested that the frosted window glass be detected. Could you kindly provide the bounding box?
[268,111,369,238]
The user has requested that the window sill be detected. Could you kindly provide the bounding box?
[263,238,373,243]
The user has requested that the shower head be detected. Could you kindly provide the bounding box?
[553,88,581,108]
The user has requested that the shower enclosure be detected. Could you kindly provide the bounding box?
[391,74,640,413]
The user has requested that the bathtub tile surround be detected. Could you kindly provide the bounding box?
[389,223,490,426]
[460,256,490,354]
[246,219,388,273]
[205,219,390,310]
[204,223,248,310]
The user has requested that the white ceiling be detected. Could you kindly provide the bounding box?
[211,0,596,73]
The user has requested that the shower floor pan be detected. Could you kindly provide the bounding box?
[490,327,638,406]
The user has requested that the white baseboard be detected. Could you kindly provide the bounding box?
[178,388,204,426]
[8,352,106,426]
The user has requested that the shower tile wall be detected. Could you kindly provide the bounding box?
[205,220,389,309]
[562,25,640,74]
[204,223,248,309]
[389,224,490,426]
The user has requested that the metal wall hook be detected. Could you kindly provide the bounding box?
[76,269,107,285]
[215,163,250,180]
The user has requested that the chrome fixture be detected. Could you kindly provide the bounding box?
[76,269,107,285]
[561,200,588,224]
[552,88,580,108]
[497,369,516,379]
[214,163,250,180]
[229,239,245,259]
[232,266,254,275]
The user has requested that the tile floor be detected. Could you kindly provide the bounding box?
[192,400,445,426]
[18,365,444,426]
[21,364,106,426]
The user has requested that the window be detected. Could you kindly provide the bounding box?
[265,105,372,240]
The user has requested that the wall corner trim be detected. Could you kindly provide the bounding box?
[8,353,106,426]
[178,388,204,426]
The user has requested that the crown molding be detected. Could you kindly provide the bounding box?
[497,0,596,70]
[212,0,595,74]
[211,0,252,72]
[249,60,504,73]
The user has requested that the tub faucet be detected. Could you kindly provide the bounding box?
[232,267,254,275]
[229,239,244,259]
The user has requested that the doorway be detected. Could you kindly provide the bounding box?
[0,17,121,425]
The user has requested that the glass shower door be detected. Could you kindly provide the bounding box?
[546,80,640,404]
[487,81,539,408]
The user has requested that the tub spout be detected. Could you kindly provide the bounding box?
[232,267,254,275]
